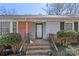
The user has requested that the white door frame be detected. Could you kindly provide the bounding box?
[35,23,43,39]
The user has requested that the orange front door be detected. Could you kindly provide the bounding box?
[18,21,26,39]
[18,21,33,40]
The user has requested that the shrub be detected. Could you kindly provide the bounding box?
[57,30,78,46]
[0,33,22,48]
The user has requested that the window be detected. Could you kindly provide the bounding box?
[64,23,72,30]
[0,22,10,35]
[74,22,78,32]
[13,22,17,33]
[60,22,64,30]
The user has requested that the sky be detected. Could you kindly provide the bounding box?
[0,3,46,15]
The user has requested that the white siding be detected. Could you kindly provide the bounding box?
[46,22,60,38]
[78,22,79,32]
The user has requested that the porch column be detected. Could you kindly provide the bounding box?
[28,22,33,39]
[17,22,18,33]
[10,21,13,33]
[26,22,28,34]
[28,22,32,34]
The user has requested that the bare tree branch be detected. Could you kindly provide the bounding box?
[43,3,79,16]
[0,6,16,15]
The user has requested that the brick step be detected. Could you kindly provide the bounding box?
[29,43,49,46]
[26,49,50,56]
[27,45,50,50]
[29,40,49,46]
[26,53,48,56]
[26,39,50,56]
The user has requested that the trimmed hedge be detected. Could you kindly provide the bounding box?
[57,30,79,46]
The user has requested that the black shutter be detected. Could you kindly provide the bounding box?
[60,22,64,30]
[74,22,78,32]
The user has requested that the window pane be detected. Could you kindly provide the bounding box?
[2,22,10,28]
[2,22,10,35]
[74,22,78,32]
[13,22,17,33]
[64,23,72,30]
[60,22,64,30]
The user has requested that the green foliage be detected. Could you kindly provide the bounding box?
[57,30,78,38]
[57,30,78,46]
[57,30,66,38]
[0,33,22,46]
[48,44,74,56]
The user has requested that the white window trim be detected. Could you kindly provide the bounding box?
[10,21,13,33]
[0,21,11,35]
[64,22,74,30]
[0,20,18,34]
[10,21,18,33]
